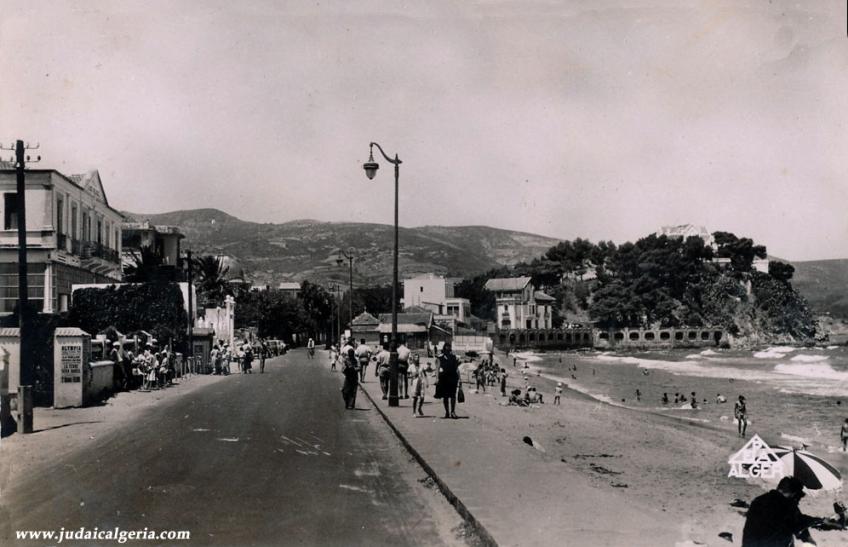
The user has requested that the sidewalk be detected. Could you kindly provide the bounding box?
[357,370,682,547]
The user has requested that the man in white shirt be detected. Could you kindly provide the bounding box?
[374,345,391,399]
[354,339,372,382]
[396,343,411,398]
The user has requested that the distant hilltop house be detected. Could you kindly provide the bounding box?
[655,224,769,273]
[484,276,554,330]
[121,220,185,269]
[0,165,123,314]
[656,224,715,248]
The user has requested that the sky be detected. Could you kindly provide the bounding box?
[1,0,846,261]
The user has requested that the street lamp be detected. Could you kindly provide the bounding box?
[362,142,401,407]
[335,247,355,336]
[329,282,342,347]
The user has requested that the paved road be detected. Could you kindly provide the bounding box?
[4,350,461,546]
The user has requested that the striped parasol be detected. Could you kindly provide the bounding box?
[770,446,843,491]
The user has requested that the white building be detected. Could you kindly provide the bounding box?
[402,274,456,312]
[0,166,123,314]
[484,276,554,330]
[656,224,715,248]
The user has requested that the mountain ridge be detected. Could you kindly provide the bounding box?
[122,208,848,318]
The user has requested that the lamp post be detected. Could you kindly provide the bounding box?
[362,142,401,407]
[336,248,355,336]
[329,282,342,347]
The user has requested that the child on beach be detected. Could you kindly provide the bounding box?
[841,418,848,451]
[410,365,427,416]
[554,382,562,405]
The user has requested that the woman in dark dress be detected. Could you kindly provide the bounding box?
[435,342,460,419]
[341,348,359,409]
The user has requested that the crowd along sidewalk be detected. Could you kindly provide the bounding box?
[356,368,682,547]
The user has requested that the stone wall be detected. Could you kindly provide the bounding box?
[492,328,594,350]
[594,327,724,350]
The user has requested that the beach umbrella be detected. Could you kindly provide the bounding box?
[770,446,842,491]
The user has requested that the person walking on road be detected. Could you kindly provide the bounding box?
[397,342,411,398]
[259,340,267,374]
[341,348,359,410]
[435,342,460,419]
[355,339,372,382]
[307,337,315,359]
[243,342,253,374]
[374,345,391,399]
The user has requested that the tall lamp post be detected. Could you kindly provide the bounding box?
[336,248,355,336]
[362,142,401,407]
[329,282,342,347]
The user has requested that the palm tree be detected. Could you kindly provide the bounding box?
[123,247,164,282]
[193,255,230,307]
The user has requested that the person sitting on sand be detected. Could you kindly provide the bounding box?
[508,389,527,407]
[673,393,679,404]
[662,393,669,405]
[524,387,543,404]
[742,476,823,547]
[716,393,727,404]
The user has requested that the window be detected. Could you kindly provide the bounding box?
[97,219,102,244]
[82,212,90,241]
[629,332,640,341]
[71,205,78,239]
[4,193,18,230]
[56,196,64,234]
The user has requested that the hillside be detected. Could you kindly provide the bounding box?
[792,258,848,318]
[123,209,561,286]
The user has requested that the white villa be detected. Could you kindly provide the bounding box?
[484,276,554,330]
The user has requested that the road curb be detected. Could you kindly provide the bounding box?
[358,385,498,547]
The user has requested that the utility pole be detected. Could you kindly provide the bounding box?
[186,248,193,364]
[1,140,40,432]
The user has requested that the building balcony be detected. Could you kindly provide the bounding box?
[81,241,120,264]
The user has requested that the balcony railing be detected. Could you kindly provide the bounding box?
[80,241,120,264]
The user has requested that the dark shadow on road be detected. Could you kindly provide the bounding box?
[33,421,102,434]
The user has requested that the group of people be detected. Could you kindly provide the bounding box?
[209,339,271,375]
[128,344,176,390]
[335,339,463,419]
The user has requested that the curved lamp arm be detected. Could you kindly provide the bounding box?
[370,142,402,165]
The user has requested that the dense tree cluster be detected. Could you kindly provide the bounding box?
[456,231,815,341]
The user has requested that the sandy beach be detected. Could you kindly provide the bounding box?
[440,347,848,546]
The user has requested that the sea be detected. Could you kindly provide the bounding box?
[510,345,848,454]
